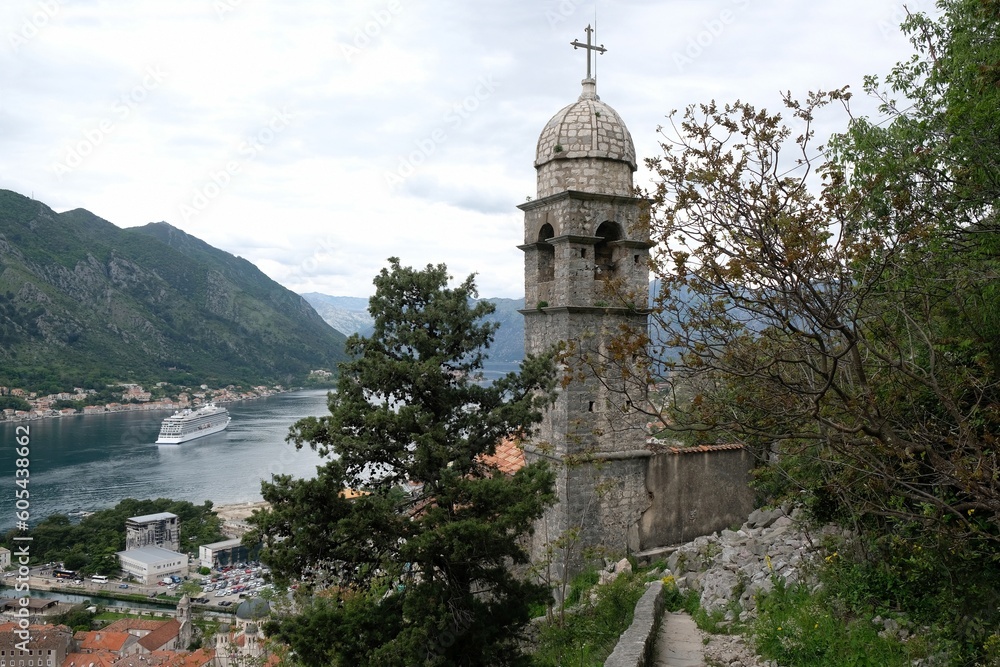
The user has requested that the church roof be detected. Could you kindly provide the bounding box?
[137,619,180,651]
[101,619,165,635]
[235,598,270,620]
[534,79,636,171]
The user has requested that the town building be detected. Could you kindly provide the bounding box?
[102,597,191,654]
[213,599,270,667]
[197,540,247,570]
[73,631,140,657]
[125,513,180,552]
[0,599,61,624]
[0,622,73,667]
[116,546,186,585]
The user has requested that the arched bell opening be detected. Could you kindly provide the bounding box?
[537,223,555,283]
[594,221,621,281]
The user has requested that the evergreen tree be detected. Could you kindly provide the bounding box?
[247,258,558,666]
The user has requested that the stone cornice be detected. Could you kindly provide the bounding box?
[519,305,650,316]
[517,189,651,212]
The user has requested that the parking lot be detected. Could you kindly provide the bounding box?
[22,562,271,608]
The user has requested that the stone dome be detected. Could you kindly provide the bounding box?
[534,79,636,171]
[235,597,270,621]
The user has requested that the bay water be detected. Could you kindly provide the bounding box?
[0,389,333,532]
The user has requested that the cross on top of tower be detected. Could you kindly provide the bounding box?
[570,24,606,81]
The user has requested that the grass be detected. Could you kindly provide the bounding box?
[94,610,167,622]
[750,577,927,667]
[533,568,649,667]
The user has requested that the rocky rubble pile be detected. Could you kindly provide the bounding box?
[665,506,847,622]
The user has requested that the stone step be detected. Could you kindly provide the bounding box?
[653,612,706,667]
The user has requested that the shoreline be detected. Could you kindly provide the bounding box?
[214,500,270,523]
[0,385,313,424]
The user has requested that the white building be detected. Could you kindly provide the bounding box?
[199,538,248,569]
[117,546,187,585]
[0,547,10,570]
[126,512,180,552]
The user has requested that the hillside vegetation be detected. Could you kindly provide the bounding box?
[0,498,224,575]
[0,190,347,393]
[613,1,1000,663]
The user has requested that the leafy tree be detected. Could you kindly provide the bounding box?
[588,0,999,657]
[52,606,95,632]
[179,580,203,597]
[246,258,558,667]
[2,498,224,572]
[603,0,1000,541]
[0,395,30,411]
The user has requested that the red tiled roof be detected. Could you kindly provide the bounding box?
[480,437,525,475]
[78,631,134,653]
[112,652,171,667]
[0,624,72,651]
[152,648,215,667]
[666,443,744,454]
[102,619,165,635]
[137,620,180,652]
[64,651,118,667]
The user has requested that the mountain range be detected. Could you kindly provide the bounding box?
[0,189,348,392]
[300,293,525,364]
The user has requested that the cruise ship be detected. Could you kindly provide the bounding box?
[155,403,231,444]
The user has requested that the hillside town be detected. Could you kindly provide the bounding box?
[0,508,277,667]
[0,383,287,422]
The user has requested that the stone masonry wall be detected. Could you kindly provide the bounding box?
[536,158,634,198]
[638,448,756,551]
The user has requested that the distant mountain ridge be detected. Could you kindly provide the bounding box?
[0,189,347,391]
[301,292,525,364]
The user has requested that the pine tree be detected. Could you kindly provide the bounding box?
[247,258,557,666]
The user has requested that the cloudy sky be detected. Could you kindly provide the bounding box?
[0,0,924,299]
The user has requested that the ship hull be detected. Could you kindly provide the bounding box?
[155,404,232,445]
[155,417,231,444]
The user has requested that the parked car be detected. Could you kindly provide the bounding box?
[118,584,129,589]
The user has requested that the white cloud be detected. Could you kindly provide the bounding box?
[0,0,919,299]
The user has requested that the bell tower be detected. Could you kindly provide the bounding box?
[520,27,652,576]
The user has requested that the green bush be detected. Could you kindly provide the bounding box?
[534,571,646,667]
[818,533,1000,665]
[752,577,920,666]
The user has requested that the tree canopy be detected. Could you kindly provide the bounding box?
[246,258,558,667]
[590,0,998,657]
[2,498,223,574]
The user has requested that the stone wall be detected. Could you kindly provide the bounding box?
[527,445,756,582]
[526,449,650,581]
[536,157,635,198]
[604,580,665,667]
[638,447,756,551]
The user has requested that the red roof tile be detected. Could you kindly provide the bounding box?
[480,437,526,475]
[154,648,215,667]
[78,631,134,653]
[137,620,180,652]
[102,619,165,635]
[666,443,744,454]
[64,651,118,667]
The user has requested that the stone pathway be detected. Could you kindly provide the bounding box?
[653,611,706,666]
